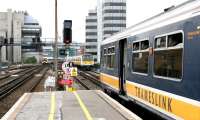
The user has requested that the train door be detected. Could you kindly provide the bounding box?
[119,39,127,95]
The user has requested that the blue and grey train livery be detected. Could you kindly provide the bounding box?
[100,0,200,120]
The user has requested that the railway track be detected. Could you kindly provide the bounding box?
[84,71,99,79]
[29,67,49,92]
[0,65,39,80]
[0,66,43,100]
[0,67,33,81]
[74,70,101,90]
[0,65,48,118]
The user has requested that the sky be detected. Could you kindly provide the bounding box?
[0,0,188,43]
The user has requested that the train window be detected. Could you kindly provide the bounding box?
[133,42,139,51]
[104,55,107,67]
[83,55,93,61]
[111,47,115,53]
[101,50,104,67]
[154,32,183,79]
[141,40,149,50]
[110,47,115,68]
[108,48,112,54]
[167,33,183,47]
[155,36,166,48]
[103,48,107,67]
[132,52,149,73]
[132,40,149,74]
[106,47,115,68]
[104,48,107,55]
[107,54,111,67]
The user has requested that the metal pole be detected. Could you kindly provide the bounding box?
[54,0,58,80]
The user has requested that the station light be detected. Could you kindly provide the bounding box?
[63,20,72,44]
[63,28,72,44]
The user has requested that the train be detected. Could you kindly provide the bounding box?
[100,1,200,120]
[41,57,48,64]
[67,54,94,70]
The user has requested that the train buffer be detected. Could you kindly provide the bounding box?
[1,90,141,120]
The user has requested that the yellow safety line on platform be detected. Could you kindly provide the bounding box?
[74,91,93,120]
[48,92,56,120]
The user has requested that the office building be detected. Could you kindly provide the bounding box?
[0,9,42,64]
[85,0,126,63]
[85,9,98,62]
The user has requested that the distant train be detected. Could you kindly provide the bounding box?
[100,1,200,120]
[67,54,94,70]
[41,57,48,64]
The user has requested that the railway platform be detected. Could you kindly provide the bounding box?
[1,90,141,120]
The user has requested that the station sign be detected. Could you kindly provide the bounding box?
[62,61,69,72]
[70,67,77,76]
[62,62,77,77]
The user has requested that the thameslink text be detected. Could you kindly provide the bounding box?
[135,86,172,112]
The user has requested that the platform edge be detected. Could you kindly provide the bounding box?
[1,93,31,120]
[95,90,142,120]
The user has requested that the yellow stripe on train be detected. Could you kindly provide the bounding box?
[82,61,94,65]
[100,73,200,120]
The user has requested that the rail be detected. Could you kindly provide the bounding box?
[74,70,101,90]
[0,66,43,100]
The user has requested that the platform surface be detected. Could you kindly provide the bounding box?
[1,90,141,120]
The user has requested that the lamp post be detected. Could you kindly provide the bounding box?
[54,0,58,80]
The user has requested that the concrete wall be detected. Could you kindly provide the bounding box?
[13,13,24,63]
[0,10,25,64]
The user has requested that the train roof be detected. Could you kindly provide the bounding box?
[101,0,200,45]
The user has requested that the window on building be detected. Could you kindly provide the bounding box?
[132,40,149,74]
[154,32,183,79]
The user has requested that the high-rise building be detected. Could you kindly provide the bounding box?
[85,0,126,64]
[22,15,42,63]
[0,9,24,63]
[99,0,126,40]
[0,9,42,64]
[85,9,98,62]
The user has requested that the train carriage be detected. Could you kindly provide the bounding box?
[100,0,200,120]
[68,54,94,70]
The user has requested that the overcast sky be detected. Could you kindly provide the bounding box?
[0,0,188,43]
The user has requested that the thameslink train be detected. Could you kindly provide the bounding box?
[67,54,94,69]
[100,1,200,120]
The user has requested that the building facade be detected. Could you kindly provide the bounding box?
[0,9,42,64]
[0,9,24,63]
[99,0,126,40]
[85,9,98,62]
[85,0,126,63]
[22,15,42,63]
